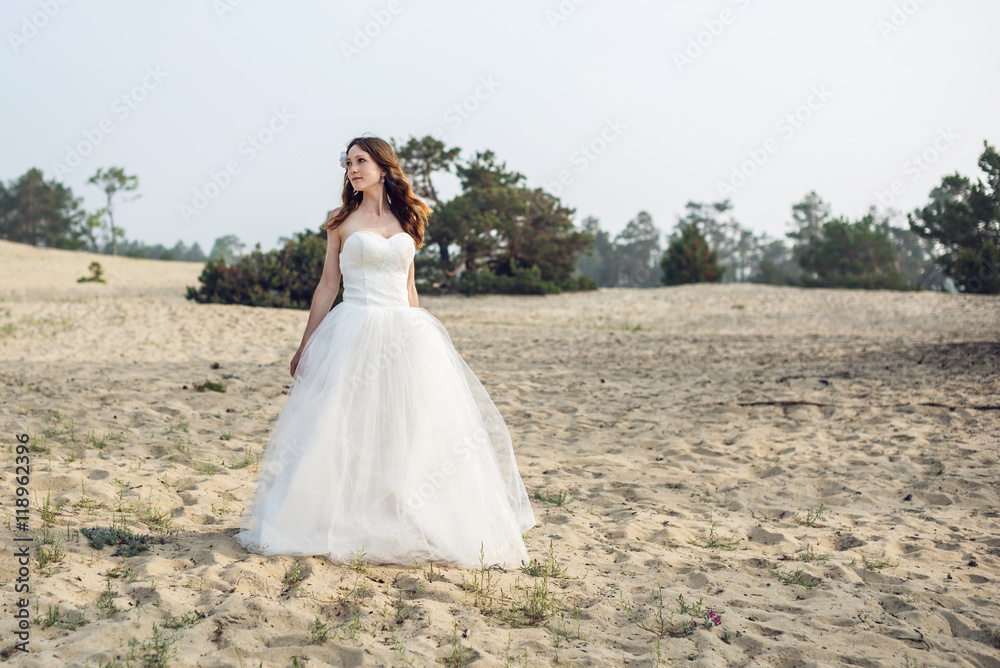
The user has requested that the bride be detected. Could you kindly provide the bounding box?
[234,135,537,569]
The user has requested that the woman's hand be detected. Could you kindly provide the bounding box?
[290,347,304,378]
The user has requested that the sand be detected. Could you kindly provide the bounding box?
[1,238,998,667]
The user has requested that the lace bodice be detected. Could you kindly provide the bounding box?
[339,230,415,309]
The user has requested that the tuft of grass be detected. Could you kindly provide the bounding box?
[521,538,572,578]
[459,544,504,616]
[416,558,441,583]
[793,504,825,527]
[531,488,577,507]
[391,589,410,624]
[331,573,370,641]
[857,554,900,571]
[309,617,330,644]
[688,511,743,551]
[41,604,90,630]
[437,621,472,667]
[766,564,822,589]
[36,541,67,575]
[792,543,830,562]
[96,581,119,616]
[36,490,69,526]
[228,444,258,469]
[391,628,418,667]
[124,623,178,668]
[620,586,724,639]
[348,545,370,574]
[162,609,207,629]
[503,569,562,626]
[134,491,174,534]
[192,379,226,392]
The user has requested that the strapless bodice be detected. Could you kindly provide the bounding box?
[339,230,415,309]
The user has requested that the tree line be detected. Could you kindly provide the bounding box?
[0,166,220,262]
[3,136,997,303]
[575,139,999,294]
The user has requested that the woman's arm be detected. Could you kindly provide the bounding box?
[298,218,343,349]
[407,257,419,308]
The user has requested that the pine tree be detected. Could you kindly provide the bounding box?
[661,221,723,285]
[908,139,1000,294]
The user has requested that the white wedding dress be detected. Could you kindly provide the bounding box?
[234,230,536,569]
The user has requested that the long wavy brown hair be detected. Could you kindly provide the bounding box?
[321,135,431,250]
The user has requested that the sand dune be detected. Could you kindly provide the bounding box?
[1,239,998,667]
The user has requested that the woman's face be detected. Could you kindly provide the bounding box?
[345,146,384,191]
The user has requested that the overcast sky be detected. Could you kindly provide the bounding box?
[3,1,998,253]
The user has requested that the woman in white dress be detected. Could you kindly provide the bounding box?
[234,135,536,569]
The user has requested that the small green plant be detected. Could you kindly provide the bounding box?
[283,562,304,589]
[858,554,900,571]
[348,545,369,573]
[792,543,830,562]
[531,489,577,507]
[36,490,68,527]
[766,564,822,589]
[77,261,107,283]
[36,541,66,575]
[391,628,418,667]
[793,504,825,527]
[41,603,90,630]
[162,609,207,629]
[391,590,410,623]
[459,544,504,615]
[437,621,472,667]
[417,558,439,582]
[620,586,724,639]
[332,574,370,641]
[97,581,119,616]
[192,379,226,392]
[502,569,563,626]
[229,444,258,469]
[521,539,571,578]
[80,526,153,557]
[124,622,178,668]
[310,617,330,643]
[86,429,109,449]
[134,492,174,533]
[688,512,742,551]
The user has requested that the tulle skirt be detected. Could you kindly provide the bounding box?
[234,301,536,569]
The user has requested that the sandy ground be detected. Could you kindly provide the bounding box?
[1,239,998,667]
